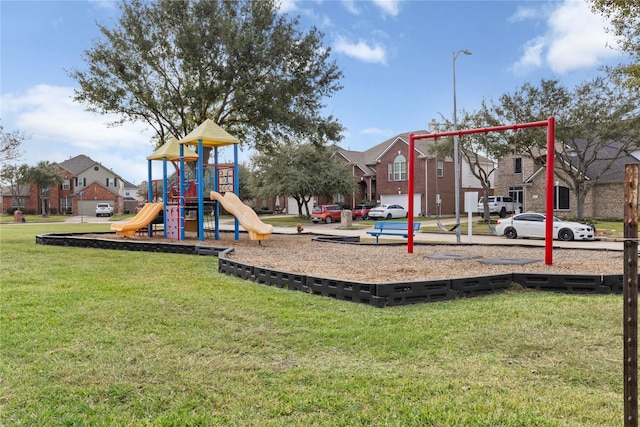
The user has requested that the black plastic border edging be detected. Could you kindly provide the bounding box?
[36,232,625,308]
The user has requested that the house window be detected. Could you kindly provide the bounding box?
[11,198,25,209]
[388,163,393,181]
[76,177,86,187]
[393,154,407,181]
[554,185,570,210]
[437,160,444,177]
[106,178,117,187]
[514,157,522,174]
[61,197,72,213]
[509,186,524,208]
[62,179,71,190]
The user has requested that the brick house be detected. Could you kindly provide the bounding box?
[495,142,640,220]
[1,155,136,216]
[1,184,39,214]
[332,129,493,216]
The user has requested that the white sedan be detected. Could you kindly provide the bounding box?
[495,212,595,241]
[367,204,407,220]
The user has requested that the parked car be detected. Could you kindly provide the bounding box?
[134,203,145,213]
[310,204,342,224]
[367,204,407,220]
[477,195,522,218]
[95,203,114,217]
[495,212,595,241]
[352,204,375,220]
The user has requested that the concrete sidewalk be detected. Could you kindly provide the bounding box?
[58,213,623,252]
[219,217,625,252]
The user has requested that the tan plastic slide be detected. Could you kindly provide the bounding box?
[210,191,274,241]
[110,202,164,237]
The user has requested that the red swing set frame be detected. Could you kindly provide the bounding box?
[407,117,556,265]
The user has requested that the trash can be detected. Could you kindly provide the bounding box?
[13,210,23,223]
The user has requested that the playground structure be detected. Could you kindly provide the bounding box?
[111,202,163,237]
[112,119,273,243]
[210,191,273,241]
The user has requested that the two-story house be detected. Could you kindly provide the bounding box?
[496,141,640,220]
[56,155,129,216]
[332,128,494,217]
[1,155,134,216]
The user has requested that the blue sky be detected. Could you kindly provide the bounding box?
[0,0,624,185]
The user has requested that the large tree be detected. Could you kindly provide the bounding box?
[0,163,30,212]
[70,0,344,159]
[427,107,508,221]
[589,0,640,90]
[488,77,640,220]
[26,161,63,217]
[251,144,354,217]
[0,123,28,165]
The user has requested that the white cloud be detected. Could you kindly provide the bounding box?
[342,0,361,15]
[372,0,401,17]
[545,0,619,74]
[1,85,158,184]
[333,36,387,64]
[507,6,538,23]
[512,37,545,74]
[277,0,298,14]
[512,0,620,75]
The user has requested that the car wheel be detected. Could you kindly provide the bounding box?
[325,216,332,224]
[386,213,392,220]
[363,213,368,220]
[499,207,507,218]
[504,227,517,239]
[558,229,574,241]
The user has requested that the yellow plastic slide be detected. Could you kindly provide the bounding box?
[111,202,164,237]
[210,191,274,241]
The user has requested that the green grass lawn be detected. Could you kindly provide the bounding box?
[0,223,625,425]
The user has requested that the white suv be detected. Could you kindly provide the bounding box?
[95,203,114,217]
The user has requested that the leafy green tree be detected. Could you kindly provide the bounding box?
[487,77,640,220]
[26,161,63,217]
[589,1,640,90]
[70,0,344,160]
[251,144,354,217]
[0,163,30,212]
[237,162,254,202]
[428,108,508,221]
[0,123,28,165]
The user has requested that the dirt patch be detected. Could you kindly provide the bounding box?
[91,231,624,283]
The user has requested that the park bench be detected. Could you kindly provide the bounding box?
[366,221,421,244]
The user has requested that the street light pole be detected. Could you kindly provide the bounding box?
[453,49,472,243]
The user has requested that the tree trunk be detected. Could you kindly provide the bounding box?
[481,187,491,222]
[40,194,48,217]
[575,191,587,221]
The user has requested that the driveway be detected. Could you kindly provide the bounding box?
[64,215,115,224]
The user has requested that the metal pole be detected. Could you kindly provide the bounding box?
[624,163,638,427]
[408,133,415,253]
[453,49,471,244]
[544,116,555,265]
